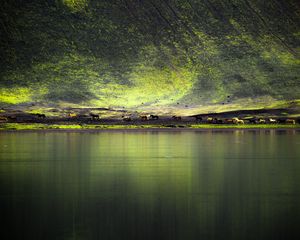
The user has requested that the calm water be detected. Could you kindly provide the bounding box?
[1,130,300,240]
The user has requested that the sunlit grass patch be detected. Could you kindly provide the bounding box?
[189,124,299,129]
[24,108,64,117]
[0,123,85,130]
[0,88,32,104]
[268,99,300,109]
[0,123,163,130]
[62,0,88,12]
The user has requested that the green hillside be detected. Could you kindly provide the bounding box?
[1,0,299,110]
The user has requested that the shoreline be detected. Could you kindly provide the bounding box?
[1,128,299,135]
[0,123,299,132]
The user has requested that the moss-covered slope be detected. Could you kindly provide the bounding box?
[0,0,299,108]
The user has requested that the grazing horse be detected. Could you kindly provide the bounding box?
[248,118,257,124]
[268,118,277,124]
[224,119,234,124]
[34,113,46,119]
[122,116,132,122]
[232,117,244,124]
[140,115,148,121]
[7,116,17,121]
[257,118,266,124]
[206,117,214,123]
[149,115,159,120]
[194,116,203,122]
[286,119,296,125]
[90,113,100,120]
[69,113,77,118]
[213,118,223,124]
[172,116,182,121]
[277,118,286,124]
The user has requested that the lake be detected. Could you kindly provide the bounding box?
[1,129,300,240]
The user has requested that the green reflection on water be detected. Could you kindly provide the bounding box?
[0,130,300,240]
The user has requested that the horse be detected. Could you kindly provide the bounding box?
[90,113,100,120]
[206,117,214,123]
[268,118,277,124]
[232,117,244,124]
[7,116,17,121]
[172,116,182,121]
[140,115,148,121]
[224,119,234,124]
[246,118,257,124]
[34,113,46,119]
[277,118,286,124]
[286,119,296,125]
[194,116,202,122]
[257,118,266,124]
[69,113,77,118]
[248,118,257,124]
[122,116,132,122]
[213,118,223,124]
[149,115,159,120]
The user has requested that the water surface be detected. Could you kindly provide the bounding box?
[1,130,300,240]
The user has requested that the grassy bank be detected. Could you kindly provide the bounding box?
[0,123,299,131]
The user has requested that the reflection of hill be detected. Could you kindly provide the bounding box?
[1,131,300,239]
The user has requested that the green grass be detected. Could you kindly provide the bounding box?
[0,123,167,130]
[0,123,299,131]
[189,124,299,129]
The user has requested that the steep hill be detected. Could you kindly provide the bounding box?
[1,0,299,111]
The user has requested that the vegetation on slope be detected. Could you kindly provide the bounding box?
[0,0,299,108]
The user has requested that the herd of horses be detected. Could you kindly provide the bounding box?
[121,115,297,124]
[122,114,159,121]
[192,116,297,124]
[0,112,298,125]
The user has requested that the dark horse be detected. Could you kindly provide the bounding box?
[90,113,100,120]
[172,116,182,120]
[34,113,46,119]
[150,115,159,120]
[194,116,202,122]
